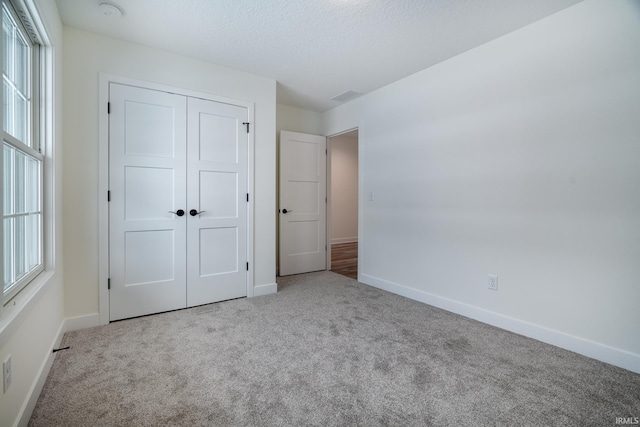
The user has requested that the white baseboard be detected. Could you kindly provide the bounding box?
[331,237,358,245]
[253,282,277,297]
[64,313,101,332]
[17,313,101,427]
[360,273,640,375]
[17,319,65,427]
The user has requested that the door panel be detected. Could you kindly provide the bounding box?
[124,230,175,285]
[279,131,327,276]
[124,166,174,220]
[199,227,238,276]
[289,181,320,213]
[199,114,238,163]
[288,221,321,254]
[109,83,187,321]
[186,97,248,306]
[200,171,238,218]
[124,102,176,158]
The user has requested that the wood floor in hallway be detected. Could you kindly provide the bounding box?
[331,242,357,280]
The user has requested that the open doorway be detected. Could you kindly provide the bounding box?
[328,130,359,280]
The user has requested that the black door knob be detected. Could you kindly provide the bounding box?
[282,208,292,214]
[170,209,185,217]
[190,209,205,216]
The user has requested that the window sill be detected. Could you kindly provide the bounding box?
[0,270,56,349]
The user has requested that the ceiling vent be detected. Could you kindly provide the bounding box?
[331,90,361,103]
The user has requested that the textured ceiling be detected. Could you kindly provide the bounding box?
[55,0,583,112]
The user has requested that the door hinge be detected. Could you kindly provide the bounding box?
[107,278,111,290]
[246,262,249,271]
[242,122,250,133]
[107,190,111,202]
[246,193,249,202]
[108,102,111,114]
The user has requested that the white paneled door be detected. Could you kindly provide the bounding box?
[186,97,247,306]
[109,83,248,321]
[279,131,327,276]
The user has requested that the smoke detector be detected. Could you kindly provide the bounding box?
[99,2,123,17]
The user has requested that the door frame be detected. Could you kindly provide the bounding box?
[98,73,255,325]
[276,127,360,277]
[326,128,359,275]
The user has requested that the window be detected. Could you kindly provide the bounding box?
[2,0,42,303]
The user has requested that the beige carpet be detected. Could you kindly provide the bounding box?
[30,271,639,426]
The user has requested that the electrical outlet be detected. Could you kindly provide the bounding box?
[488,274,498,291]
[3,355,11,393]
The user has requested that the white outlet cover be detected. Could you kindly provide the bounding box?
[3,355,11,393]
[488,274,498,290]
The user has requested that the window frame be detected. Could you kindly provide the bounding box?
[2,0,44,305]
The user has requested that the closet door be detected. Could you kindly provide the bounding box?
[109,84,187,321]
[109,84,249,320]
[186,98,248,306]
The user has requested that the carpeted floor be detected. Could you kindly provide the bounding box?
[30,271,639,426]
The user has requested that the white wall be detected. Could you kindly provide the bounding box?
[63,27,277,319]
[330,133,358,244]
[323,0,640,373]
[0,1,65,425]
[276,103,323,136]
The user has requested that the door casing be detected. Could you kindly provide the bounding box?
[98,74,255,325]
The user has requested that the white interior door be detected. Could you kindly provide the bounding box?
[109,83,249,320]
[109,84,187,321]
[186,97,248,306]
[279,131,327,276]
